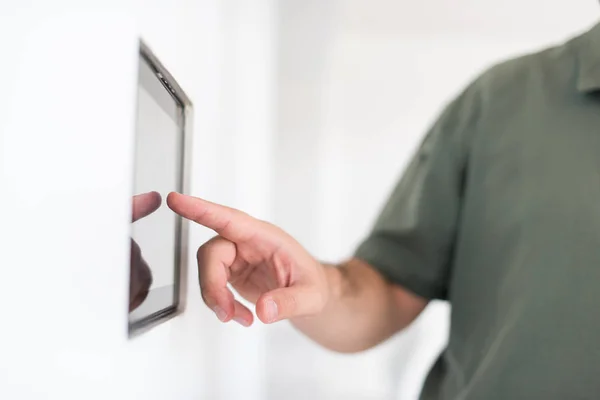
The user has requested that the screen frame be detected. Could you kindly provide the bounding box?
[128,40,193,338]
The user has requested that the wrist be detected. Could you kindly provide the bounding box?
[322,263,349,310]
[289,265,341,328]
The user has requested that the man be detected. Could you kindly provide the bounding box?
[167,21,600,399]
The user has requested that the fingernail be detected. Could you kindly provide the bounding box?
[265,299,278,323]
[213,306,228,321]
[234,317,250,327]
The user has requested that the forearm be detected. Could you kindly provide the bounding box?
[290,259,425,353]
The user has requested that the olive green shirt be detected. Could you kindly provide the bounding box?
[355,22,600,400]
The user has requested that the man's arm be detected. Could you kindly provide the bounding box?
[291,258,428,353]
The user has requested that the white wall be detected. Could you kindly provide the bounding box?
[0,1,275,399]
[268,1,598,399]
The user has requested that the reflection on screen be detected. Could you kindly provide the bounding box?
[128,55,184,328]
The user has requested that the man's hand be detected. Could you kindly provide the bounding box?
[167,192,328,327]
[167,192,427,353]
[129,191,161,312]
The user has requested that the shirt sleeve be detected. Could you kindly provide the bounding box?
[354,81,480,301]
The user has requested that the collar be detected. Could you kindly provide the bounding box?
[576,21,600,93]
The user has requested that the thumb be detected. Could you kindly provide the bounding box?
[256,286,326,324]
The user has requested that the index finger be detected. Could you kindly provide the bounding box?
[166,192,257,242]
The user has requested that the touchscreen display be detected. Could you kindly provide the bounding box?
[128,52,185,332]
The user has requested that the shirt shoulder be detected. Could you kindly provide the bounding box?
[473,38,578,110]
[448,36,581,156]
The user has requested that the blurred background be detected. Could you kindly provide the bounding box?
[0,0,598,399]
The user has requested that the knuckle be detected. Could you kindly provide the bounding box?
[218,218,232,234]
[196,236,219,262]
[196,246,206,263]
[201,288,217,306]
